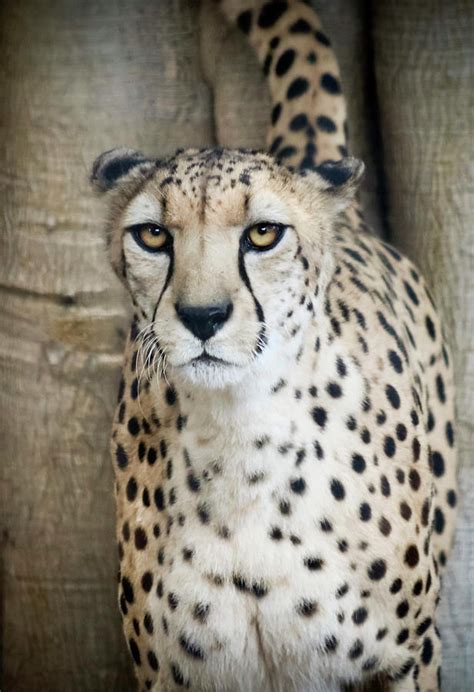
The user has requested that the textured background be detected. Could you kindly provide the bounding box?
[0,1,472,690]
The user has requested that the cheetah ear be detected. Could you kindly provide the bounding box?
[90,147,154,192]
[314,157,365,207]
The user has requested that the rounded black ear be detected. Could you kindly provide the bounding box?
[314,157,365,197]
[90,147,153,192]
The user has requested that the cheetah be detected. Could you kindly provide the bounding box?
[91,1,458,690]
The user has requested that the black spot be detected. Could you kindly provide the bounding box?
[160,439,168,459]
[270,526,283,540]
[447,489,457,508]
[122,576,134,604]
[147,649,159,671]
[147,447,157,465]
[396,423,407,441]
[384,436,396,458]
[352,607,368,625]
[154,486,165,511]
[316,115,337,133]
[187,471,200,493]
[197,503,210,524]
[289,113,308,131]
[179,634,205,660]
[446,421,455,447]
[388,349,403,373]
[277,145,297,159]
[409,469,421,491]
[304,556,324,571]
[116,444,129,469]
[368,559,386,581]
[257,1,288,29]
[129,638,141,665]
[323,635,338,652]
[327,382,342,398]
[193,603,210,622]
[425,315,436,340]
[416,617,433,637]
[434,507,445,534]
[404,281,419,305]
[396,600,410,618]
[135,527,147,550]
[381,475,391,497]
[376,628,388,641]
[431,451,445,477]
[352,453,366,473]
[171,662,187,687]
[389,658,415,681]
[144,612,154,634]
[348,639,364,659]
[336,583,349,599]
[290,18,312,33]
[141,572,153,593]
[421,637,433,665]
[269,135,283,154]
[405,545,420,567]
[287,77,309,100]
[385,384,401,409]
[126,477,138,502]
[315,30,331,46]
[320,73,341,94]
[312,407,327,428]
[396,629,409,645]
[128,417,140,436]
[290,477,306,494]
[237,9,252,34]
[275,48,296,76]
[271,102,282,125]
[320,518,333,532]
[359,503,371,521]
[379,517,392,536]
[390,578,402,594]
[330,478,345,500]
[168,592,179,610]
[435,374,446,403]
[165,386,177,406]
[296,598,318,617]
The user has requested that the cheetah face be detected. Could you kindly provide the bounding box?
[92,148,363,389]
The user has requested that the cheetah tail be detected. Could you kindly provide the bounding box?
[217,0,349,169]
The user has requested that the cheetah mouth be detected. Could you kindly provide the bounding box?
[190,353,233,366]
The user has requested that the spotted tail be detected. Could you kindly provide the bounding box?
[218,0,349,170]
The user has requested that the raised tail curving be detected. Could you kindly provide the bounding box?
[218,0,349,170]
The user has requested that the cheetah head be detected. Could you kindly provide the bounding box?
[92,148,363,389]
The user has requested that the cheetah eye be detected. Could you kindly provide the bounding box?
[128,223,172,252]
[244,222,286,251]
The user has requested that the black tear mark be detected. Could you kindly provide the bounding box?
[238,245,267,355]
[152,248,175,322]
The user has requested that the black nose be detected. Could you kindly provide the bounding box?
[175,302,233,341]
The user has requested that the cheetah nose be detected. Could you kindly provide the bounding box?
[175,302,233,342]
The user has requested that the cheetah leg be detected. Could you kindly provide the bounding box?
[386,628,442,692]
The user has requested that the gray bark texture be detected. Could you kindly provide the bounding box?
[0,1,472,690]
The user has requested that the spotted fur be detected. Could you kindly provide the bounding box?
[92,2,457,691]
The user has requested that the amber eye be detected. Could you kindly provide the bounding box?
[130,223,171,252]
[245,223,285,251]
